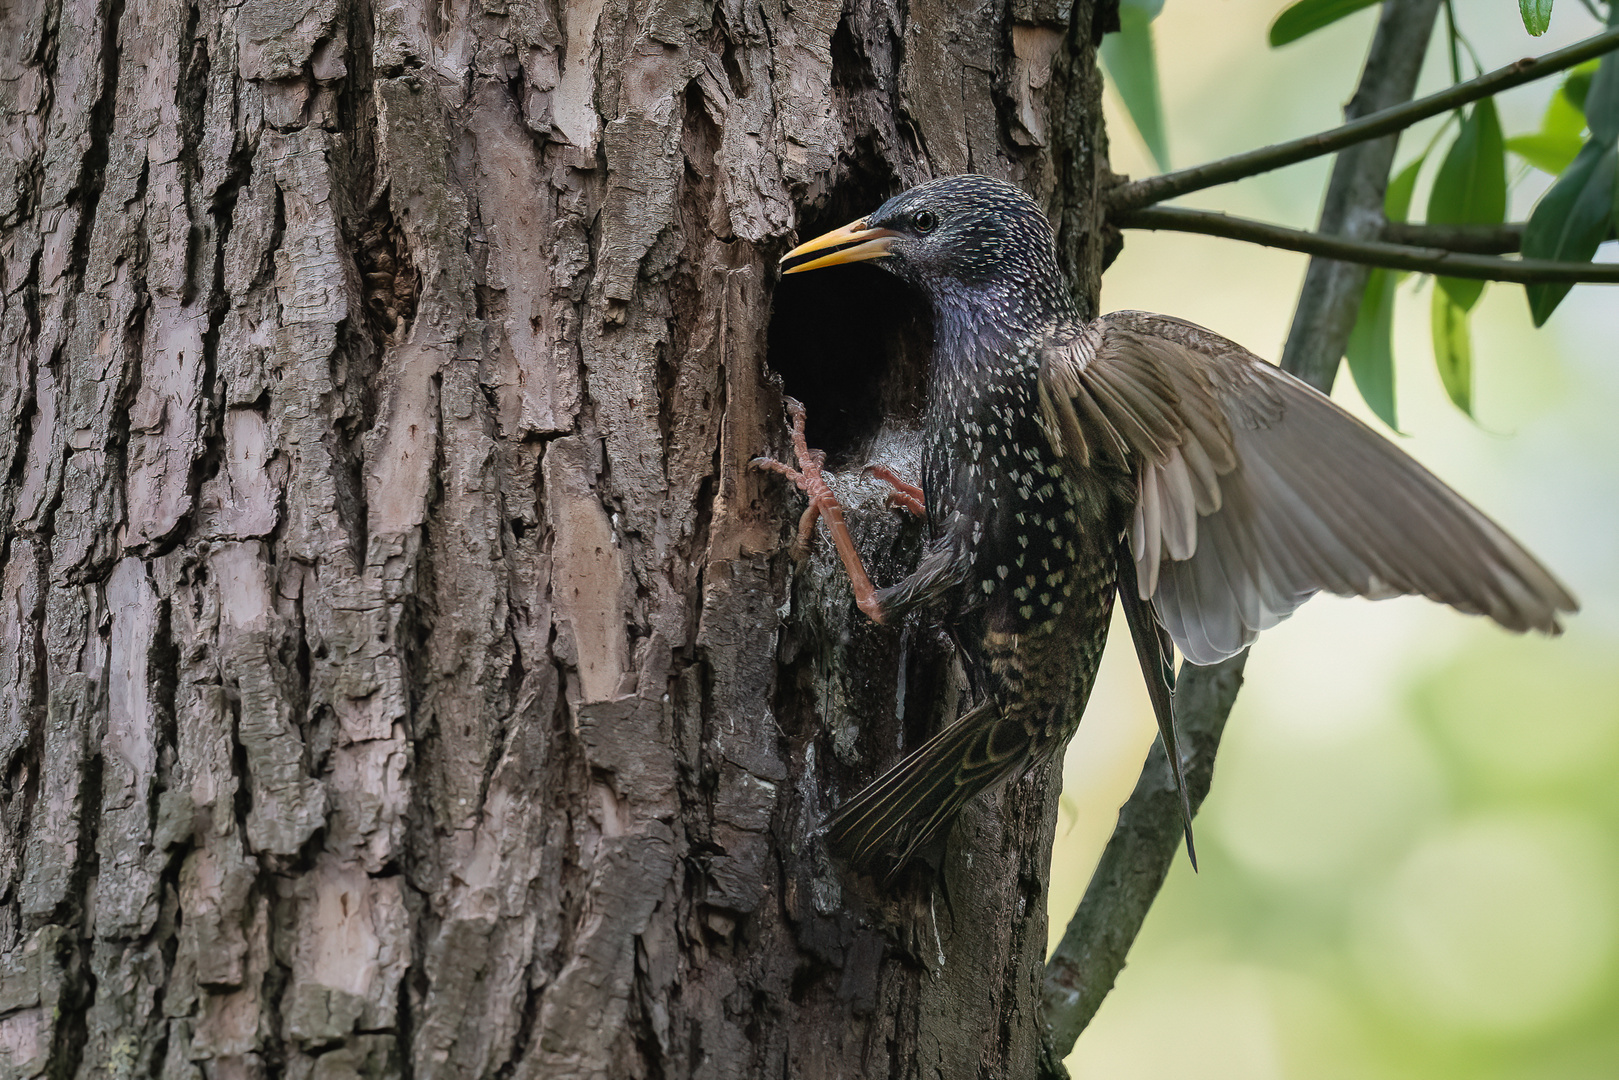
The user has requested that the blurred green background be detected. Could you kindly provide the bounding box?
[1050,3,1619,1076]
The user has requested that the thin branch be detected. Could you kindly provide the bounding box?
[1384,221,1522,253]
[1108,25,1619,214]
[1457,0,1470,86]
[1039,656,1247,1064]
[1381,221,1619,252]
[1117,206,1619,282]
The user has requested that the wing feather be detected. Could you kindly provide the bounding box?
[1158,450,1198,561]
[1138,462,1164,594]
[1038,311,1578,667]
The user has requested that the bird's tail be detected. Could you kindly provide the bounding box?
[821,703,1034,874]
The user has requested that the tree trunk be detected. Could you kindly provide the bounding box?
[0,0,1111,1075]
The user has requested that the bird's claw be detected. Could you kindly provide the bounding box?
[753,399,888,624]
[750,399,839,561]
[865,464,927,519]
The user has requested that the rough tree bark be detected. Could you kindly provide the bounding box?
[0,0,1113,1076]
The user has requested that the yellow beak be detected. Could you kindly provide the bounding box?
[780,218,901,274]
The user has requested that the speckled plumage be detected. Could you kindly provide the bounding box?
[805,177,1132,869]
[772,174,1576,873]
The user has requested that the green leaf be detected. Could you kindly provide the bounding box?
[1101,0,1170,171]
[1384,153,1423,224]
[1268,0,1380,47]
[1344,157,1423,431]
[1347,269,1400,428]
[1521,140,1619,325]
[1519,0,1553,36]
[1430,286,1473,416]
[1506,132,1584,175]
[1545,87,1587,141]
[1506,88,1587,175]
[1585,5,1619,144]
[1427,99,1507,311]
[1562,59,1601,115]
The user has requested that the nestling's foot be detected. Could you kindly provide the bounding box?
[750,399,832,561]
[752,399,888,624]
[867,464,926,519]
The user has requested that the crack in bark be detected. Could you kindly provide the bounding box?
[65,0,127,284]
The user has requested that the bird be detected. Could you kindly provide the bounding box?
[756,173,1578,876]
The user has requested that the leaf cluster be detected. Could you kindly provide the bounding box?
[1101,0,1619,430]
[1342,2,1619,427]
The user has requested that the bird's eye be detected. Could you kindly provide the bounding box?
[913,211,938,234]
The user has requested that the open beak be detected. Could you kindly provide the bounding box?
[780,219,901,275]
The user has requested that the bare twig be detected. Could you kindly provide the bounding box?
[1383,220,1523,253]
[1108,24,1619,214]
[1040,657,1247,1061]
[1381,220,1617,252]
[1117,206,1619,282]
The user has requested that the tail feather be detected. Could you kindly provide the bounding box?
[821,703,1034,873]
[1117,539,1199,870]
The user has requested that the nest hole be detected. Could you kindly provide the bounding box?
[767,182,933,471]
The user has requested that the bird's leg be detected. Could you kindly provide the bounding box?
[752,399,888,625]
[867,464,927,519]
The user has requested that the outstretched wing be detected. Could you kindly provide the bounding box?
[1038,310,1578,666]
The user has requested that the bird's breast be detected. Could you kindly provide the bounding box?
[916,334,1121,730]
[924,357,1118,637]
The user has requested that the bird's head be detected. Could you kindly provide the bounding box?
[779,175,1070,323]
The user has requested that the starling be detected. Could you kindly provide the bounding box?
[760,174,1577,874]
